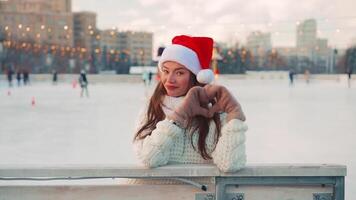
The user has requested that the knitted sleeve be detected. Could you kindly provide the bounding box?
[211,117,248,172]
[133,118,183,168]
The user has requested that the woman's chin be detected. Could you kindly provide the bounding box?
[166,91,180,97]
[167,92,177,97]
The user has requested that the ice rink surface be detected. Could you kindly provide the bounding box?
[0,77,355,198]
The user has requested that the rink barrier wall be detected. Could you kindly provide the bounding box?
[0,164,346,200]
[1,74,355,84]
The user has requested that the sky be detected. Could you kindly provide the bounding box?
[72,0,356,50]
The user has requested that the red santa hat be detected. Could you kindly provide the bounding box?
[158,35,214,84]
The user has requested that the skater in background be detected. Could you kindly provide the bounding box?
[79,69,89,97]
[142,70,149,86]
[304,69,310,84]
[141,70,151,97]
[347,67,352,88]
[289,68,295,86]
[6,67,13,87]
[52,70,58,85]
[148,71,153,85]
[16,69,22,87]
[23,69,30,85]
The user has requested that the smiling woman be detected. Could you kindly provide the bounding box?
[132,35,247,173]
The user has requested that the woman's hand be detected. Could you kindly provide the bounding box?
[167,86,210,128]
[204,84,246,122]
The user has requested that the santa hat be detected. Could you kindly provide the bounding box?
[158,35,214,84]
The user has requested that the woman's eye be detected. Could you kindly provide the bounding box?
[176,71,184,76]
[163,69,169,74]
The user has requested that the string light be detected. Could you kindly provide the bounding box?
[8,15,355,72]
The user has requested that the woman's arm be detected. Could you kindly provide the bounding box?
[211,117,247,172]
[133,113,184,168]
[204,84,247,172]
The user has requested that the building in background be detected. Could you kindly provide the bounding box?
[0,0,153,74]
[295,19,334,73]
[0,0,75,73]
[0,0,73,47]
[98,30,153,73]
[0,0,71,13]
[2,2,348,74]
[215,42,250,74]
[296,19,317,51]
[246,31,272,69]
[117,31,153,66]
[100,29,119,51]
[240,19,338,73]
[73,11,97,52]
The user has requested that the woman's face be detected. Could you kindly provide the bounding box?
[161,61,192,97]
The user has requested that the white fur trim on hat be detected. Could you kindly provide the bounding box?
[197,69,214,84]
[158,44,201,75]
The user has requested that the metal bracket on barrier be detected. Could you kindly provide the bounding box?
[196,193,244,200]
[172,177,208,191]
[313,193,333,200]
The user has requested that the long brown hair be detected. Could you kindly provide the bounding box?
[134,73,221,160]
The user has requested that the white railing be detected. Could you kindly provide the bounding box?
[0,164,346,200]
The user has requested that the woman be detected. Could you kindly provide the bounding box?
[133,35,247,173]
[79,70,89,97]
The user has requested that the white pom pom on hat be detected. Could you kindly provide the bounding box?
[158,35,215,84]
[197,69,215,84]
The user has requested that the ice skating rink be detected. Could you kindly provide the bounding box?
[0,76,355,198]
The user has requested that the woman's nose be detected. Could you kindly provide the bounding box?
[167,73,176,83]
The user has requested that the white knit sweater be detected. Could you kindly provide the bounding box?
[133,95,247,172]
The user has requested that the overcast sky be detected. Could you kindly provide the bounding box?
[72,0,356,50]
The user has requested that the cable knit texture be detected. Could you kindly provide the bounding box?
[133,95,247,173]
